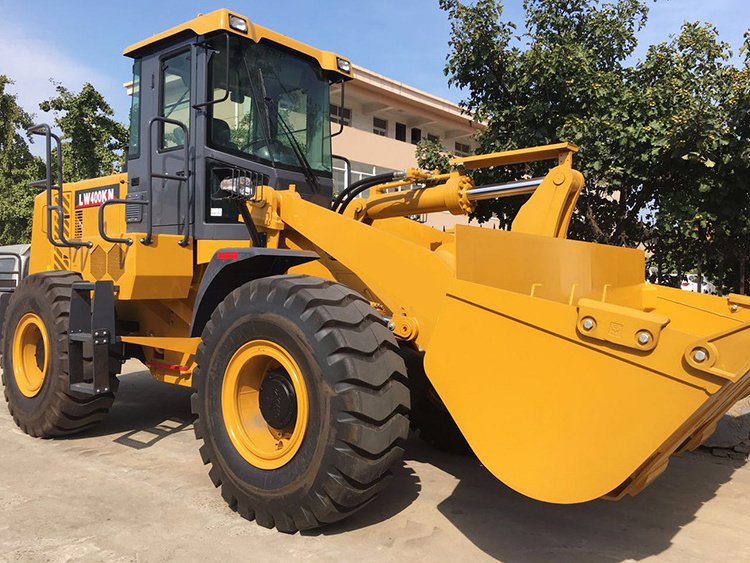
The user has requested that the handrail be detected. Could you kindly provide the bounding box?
[98,199,149,246]
[146,116,191,246]
[193,34,230,110]
[330,79,346,138]
[332,154,351,189]
[27,124,92,249]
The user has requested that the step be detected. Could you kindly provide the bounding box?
[69,382,112,396]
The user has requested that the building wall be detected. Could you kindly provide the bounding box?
[328,66,499,228]
[328,65,483,191]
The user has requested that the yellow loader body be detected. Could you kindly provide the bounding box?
[268,146,750,503]
[11,11,748,527]
[25,141,750,505]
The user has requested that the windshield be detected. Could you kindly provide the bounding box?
[207,35,332,173]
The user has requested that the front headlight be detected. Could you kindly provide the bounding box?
[220,176,255,199]
[229,14,248,34]
[337,58,351,74]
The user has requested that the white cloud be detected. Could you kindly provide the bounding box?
[0,14,126,156]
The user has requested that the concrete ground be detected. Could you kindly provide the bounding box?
[1,361,749,563]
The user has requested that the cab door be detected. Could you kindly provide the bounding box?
[150,48,193,233]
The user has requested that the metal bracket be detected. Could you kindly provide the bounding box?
[577,298,670,352]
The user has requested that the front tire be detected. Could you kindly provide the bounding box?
[403,346,472,455]
[192,275,410,532]
[1,272,119,437]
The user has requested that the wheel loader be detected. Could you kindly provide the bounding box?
[2,9,749,533]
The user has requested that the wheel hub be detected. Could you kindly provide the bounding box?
[12,313,49,398]
[258,369,297,431]
[221,339,309,470]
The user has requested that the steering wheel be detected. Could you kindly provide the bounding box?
[241,139,298,163]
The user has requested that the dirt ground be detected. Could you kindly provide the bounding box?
[1,360,749,563]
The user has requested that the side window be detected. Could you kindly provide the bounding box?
[128,60,141,158]
[0,257,18,285]
[373,117,388,137]
[395,122,406,142]
[160,50,191,150]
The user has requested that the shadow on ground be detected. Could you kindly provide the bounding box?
[405,440,745,563]
[73,367,424,532]
[72,368,195,445]
[63,367,747,555]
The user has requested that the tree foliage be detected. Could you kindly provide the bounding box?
[439,0,750,293]
[415,138,453,173]
[0,79,127,245]
[0,76,44,245]
[40,82,128,182]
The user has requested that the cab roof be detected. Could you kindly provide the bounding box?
[123,8,352,80]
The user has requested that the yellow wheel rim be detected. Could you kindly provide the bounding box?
[221,339,309,470]
[12,313,50,398]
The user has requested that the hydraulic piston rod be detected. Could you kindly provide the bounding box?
[358,175,546,221]
[466,177,544,201]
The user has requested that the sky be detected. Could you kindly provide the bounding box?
[0,0,748,141]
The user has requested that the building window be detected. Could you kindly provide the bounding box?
[411,127,421,144]
[395,122,406,142]
[373,117,388,136]
[455,141,471,157]
[427,133,440,144]
[330,104,351,126]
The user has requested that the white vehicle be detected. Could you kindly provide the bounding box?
[0,244,30,343]
[681,274,717,295]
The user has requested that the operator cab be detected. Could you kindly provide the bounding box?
[123,9,352,243]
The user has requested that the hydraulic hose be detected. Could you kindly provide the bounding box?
[332,172,401,213]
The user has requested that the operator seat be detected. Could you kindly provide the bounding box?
[213,119,238,151]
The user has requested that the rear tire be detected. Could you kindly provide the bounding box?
[1,272,119,437]
[403,346,472,455]
[192,275,410,532]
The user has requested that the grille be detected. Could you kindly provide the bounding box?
[74,209,83,239]
[125,192,145,223]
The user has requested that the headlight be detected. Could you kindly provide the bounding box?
[337,58,351,74]
[229,14,248,34]
[220,176,255,199]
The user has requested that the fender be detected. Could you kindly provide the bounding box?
[0,292,12,344]
[189,248,319,337]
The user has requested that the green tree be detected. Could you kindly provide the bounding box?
[0,76,44,244]
[440,0,653,240]
[40,82,128,182]
[415,138,453,173]
[439,0,750,293]
[642,24,749,293]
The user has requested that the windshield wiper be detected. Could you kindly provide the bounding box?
[265,97,321,194]
[238,51,275,165]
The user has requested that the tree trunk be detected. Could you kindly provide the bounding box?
[717,258,724,297]
[696,259,703,294]
[657,257,663,285]
[741,259,747,296]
